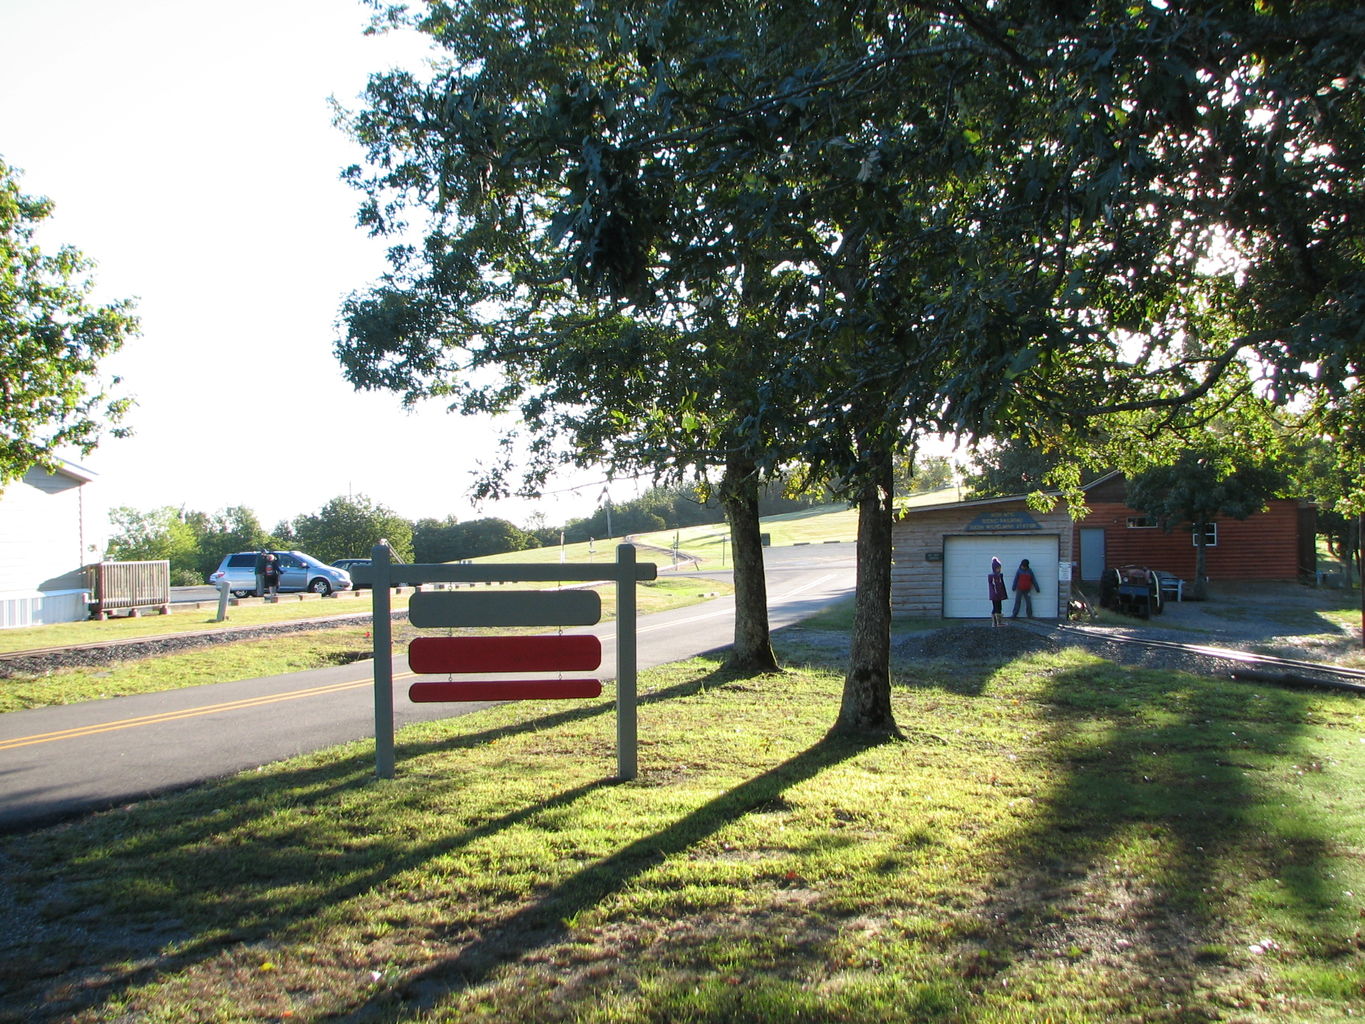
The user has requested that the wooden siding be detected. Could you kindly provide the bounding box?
[892,501,1075,617]
[1076,498,1305,580]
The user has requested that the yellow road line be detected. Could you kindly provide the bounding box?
[0,671,415,751]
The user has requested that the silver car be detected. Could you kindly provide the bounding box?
[208,551,353,597]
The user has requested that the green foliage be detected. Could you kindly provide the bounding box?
[106,504,278,582]
[105,506,200,578]
[412,515,533,562]
[288,493,414,564]
[192,506,274,579]
[336,0,1365,732]
[0,157,138,488]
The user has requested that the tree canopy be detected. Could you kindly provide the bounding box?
[0,157,138,488]
[338,0,1365,735]
[285,494,415,565]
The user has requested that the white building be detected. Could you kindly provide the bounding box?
[0,459,104,628]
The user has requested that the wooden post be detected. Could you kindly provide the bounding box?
[371,542,394,780]
[616,543,638,781]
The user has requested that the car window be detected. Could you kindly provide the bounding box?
[277,554,305,568]
[227,555,255,568]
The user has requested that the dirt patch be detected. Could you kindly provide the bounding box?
[908,624,1061,662]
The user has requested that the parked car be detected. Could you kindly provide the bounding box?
[208,551,353,597]
[331,558,372,589]
[330,558,418,590]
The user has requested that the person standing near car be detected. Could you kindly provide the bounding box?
[262,553,281,602]
[253,549,269,598]
[1011,558,1041,618]
[987,557,1007,627]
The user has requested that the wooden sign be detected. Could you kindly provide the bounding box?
[410,679,602,703]
[367,543,650,782]
[408,590,601,628]
[408,635,601,674]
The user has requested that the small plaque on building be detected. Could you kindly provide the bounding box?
[964,509,1042,532]
[925,551,943,562]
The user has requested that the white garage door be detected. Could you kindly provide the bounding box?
[943,535,1061,619]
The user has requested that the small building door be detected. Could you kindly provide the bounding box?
[1079,527,1106,582]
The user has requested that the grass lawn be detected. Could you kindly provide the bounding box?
[0,589,386,655]
[4,629,1364,1022]
[0,578,731,712]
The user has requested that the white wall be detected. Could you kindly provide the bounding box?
[0,464,95,627]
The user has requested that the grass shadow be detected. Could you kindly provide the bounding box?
[949,657,1339,1017]
[335,731,877,1021]
[0,658,778,1023]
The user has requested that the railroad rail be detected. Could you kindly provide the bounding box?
[1028,620,1365,695]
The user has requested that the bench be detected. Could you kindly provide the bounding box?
[1152,571,1185,602]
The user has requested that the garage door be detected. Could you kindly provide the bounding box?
[942,535,1061,619]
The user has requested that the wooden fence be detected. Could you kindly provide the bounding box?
[84,560,171,619]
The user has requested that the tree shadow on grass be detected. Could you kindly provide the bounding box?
[335,731,877,1022]
[0,657,805,1023]
[948,659,1341,1019]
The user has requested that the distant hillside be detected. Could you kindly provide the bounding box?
[477,488,960,567]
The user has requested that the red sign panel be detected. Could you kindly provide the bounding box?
[409,679,602,703]
[408,635,601,675]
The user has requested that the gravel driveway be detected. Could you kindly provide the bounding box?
[894,580,1364,685]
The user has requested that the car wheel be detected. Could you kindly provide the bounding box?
[309,578,333,595]
[232,590,251,598]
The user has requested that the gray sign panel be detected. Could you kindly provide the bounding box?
[408,590,602,628]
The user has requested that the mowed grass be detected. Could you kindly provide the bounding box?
[4,631,1364,1023]
[0,578,732,712]
[0,588,385,654]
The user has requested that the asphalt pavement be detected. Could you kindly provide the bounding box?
[0,544,854,832]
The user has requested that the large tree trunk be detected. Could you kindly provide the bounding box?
[722,457,779,673]
[832,453,902,739]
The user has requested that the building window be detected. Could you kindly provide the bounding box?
[1126,516,1156,528]
[1191,522,1218,547]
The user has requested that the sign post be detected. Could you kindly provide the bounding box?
[371,542,394,780]
[358,544,655,781]
[616,543,638,780]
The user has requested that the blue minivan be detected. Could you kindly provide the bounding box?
[208,551,353,597]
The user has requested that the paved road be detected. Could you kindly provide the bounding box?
[0,544,854,832]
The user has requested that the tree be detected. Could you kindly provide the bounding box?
[1284,406,1365,593]
[413,516,535,562]
[289,495,414,565]
[894,454,955,496]
[340,1,1365,736]
[193,506,274,580]
[1126,446,1286,601]
[1,157,138,488]
[106,506,200,580]
[336,10,812,673]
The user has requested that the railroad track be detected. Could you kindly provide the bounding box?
[0,609,391,670]
[1021,620,1365,695]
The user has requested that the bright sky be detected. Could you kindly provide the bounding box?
[0,0,613,538]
